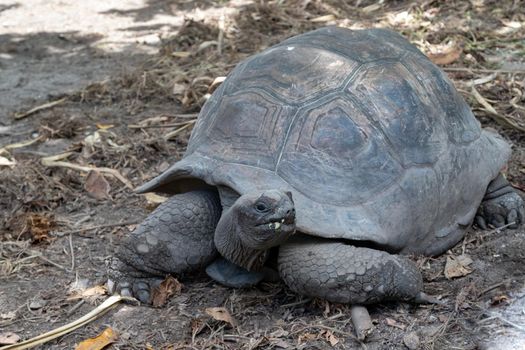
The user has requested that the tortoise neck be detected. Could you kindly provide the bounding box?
[214,206,268,272]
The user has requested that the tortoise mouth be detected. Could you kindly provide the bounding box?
[251,212,296,249]
[256,210,296,229]
[255,221,295,235]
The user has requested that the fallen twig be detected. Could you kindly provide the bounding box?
[444,67,525,74]
[465,221,516,245]
[467,73,497,87]
[280,298,312,308]
[128,121,196,129]
[14,98,67,120]
[164,121,196,140]
[478,280,509,297]
[36,254,68,272]
[0,137,42,155]
[0,295,128,350]
[53,220,140,237]
[292,322,358,341]
[41,153,133,189]
[69,233,75,271]
[471,87,525,133]
[66,300,85,316]
[218,14,225,56]
[480,312,525,332]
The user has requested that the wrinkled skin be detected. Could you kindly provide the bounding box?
[213,190,296,271]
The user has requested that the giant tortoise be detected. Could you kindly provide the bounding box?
[108,26,524,328]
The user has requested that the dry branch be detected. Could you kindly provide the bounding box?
[41,153,133,189]
[471,87,525,133]
[0,296,126,350]
[164,120,196,140]
[0,138,41,155]
[14,98,67,120]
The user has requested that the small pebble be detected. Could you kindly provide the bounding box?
[29,299,46,310]
[403,331,420,350]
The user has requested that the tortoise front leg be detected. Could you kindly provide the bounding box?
[107,190,221,302]
[278,235,438,339]
[475,173,525,229]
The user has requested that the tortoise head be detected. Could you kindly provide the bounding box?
[214,189,296,270]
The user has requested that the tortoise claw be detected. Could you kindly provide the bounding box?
[106,257,162,303]
[474,215,487,230]
[478,189,524,229]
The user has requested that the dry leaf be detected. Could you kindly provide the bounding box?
[26,213,54,243]
[0,156,16,167]
[322,330,339,346]
[173,83,186,95]
[0,332,20,345]
[208,76,226,92]
[444,254,473,279]
[96,124,114,130]
[427,43,462,65]
[84,132,102,147]
[298,332,317,344]
[205,307,238,327]
[75,327,118,350]
[151,276,183,307]
[438,314,449,323]
[144,193,168,204]
[84,171,111,200]
[0,311,16,320]
[491,294,510,306]
[67,285,107,301]
[385,317,406,330]
[191,318,206,339]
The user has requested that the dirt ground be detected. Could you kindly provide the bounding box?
[1,0,525,349]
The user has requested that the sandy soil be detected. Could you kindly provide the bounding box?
[1,1,525,349]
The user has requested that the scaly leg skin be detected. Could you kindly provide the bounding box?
[278,235,439,339]
[107,190,222,303]
[475,173,525,229]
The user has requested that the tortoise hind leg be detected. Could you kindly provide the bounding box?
[475,173,525,229]
[278,235,431,305]
[107,190,221,303]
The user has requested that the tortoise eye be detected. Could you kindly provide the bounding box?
[255,202,270,213]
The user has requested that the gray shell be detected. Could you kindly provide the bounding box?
[138,27,510,256]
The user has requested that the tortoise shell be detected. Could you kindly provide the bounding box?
[138,27,510,255]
